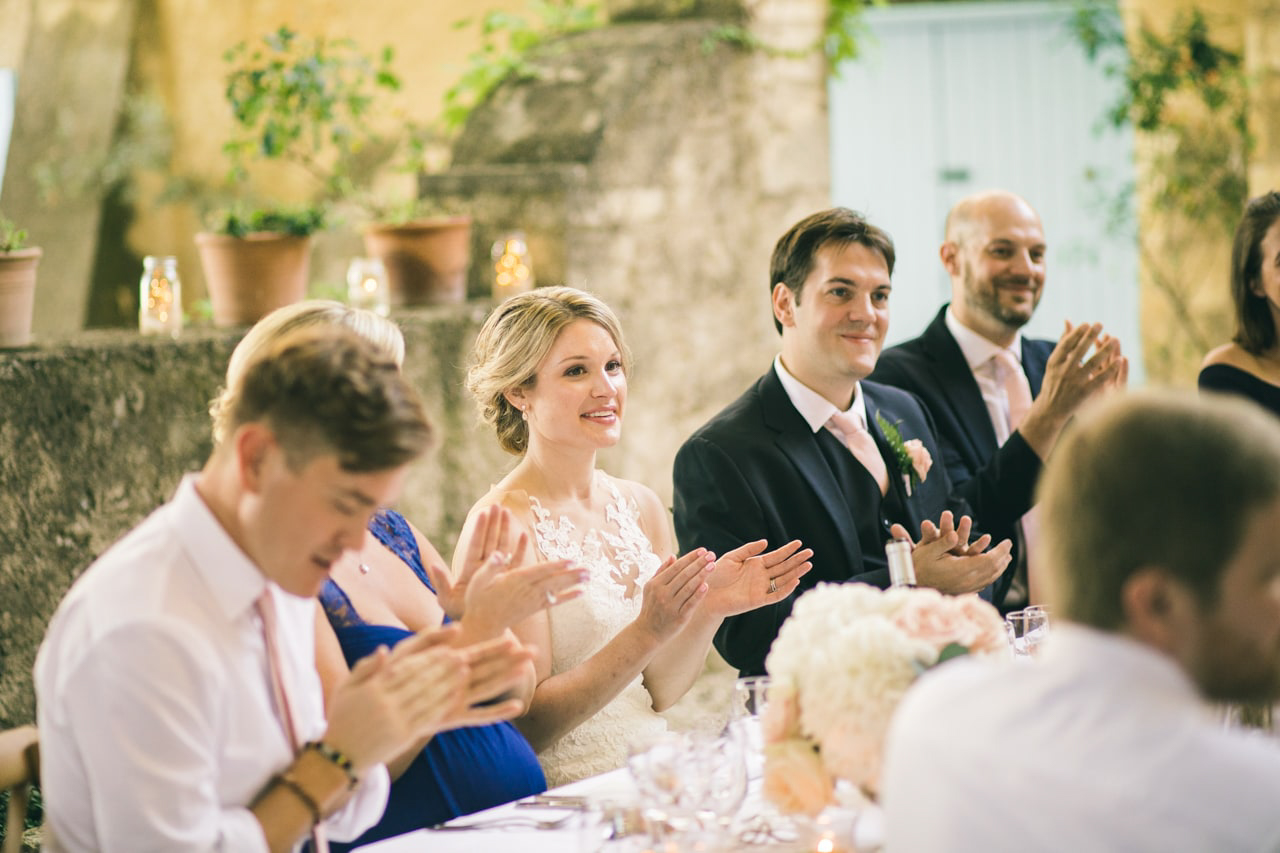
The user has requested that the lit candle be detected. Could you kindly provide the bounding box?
[490,231,535,299]
[347,257,390,316]
[139,255,183,336]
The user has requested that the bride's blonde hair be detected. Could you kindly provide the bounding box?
[467,286,631,455]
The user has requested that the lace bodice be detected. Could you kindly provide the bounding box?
[527,472,668,786]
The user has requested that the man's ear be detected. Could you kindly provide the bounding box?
[234,423,275,494]
[772,282,796,329]
[1120,567,1197,655]
[939,241,960,276]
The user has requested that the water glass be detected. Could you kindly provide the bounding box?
[732,675,772,718]
[1005,607,1050,657]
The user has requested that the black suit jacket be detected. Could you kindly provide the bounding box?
[870,305,1054,602]
[673,367,974,677]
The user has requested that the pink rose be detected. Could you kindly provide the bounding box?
[763,739,835,816]
[816,717,889,798]
[889,591,969,656]
[903,439,932,481]
[762,683,800,743]
[950,593,1010,656]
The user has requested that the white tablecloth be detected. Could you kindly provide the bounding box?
[358,766,884,852]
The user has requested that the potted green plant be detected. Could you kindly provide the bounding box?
[357,124,472,306]
[197,26,398,326]
[0,214,41,347]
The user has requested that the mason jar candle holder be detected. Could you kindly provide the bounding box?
[347,257,390,316]
[491,231,534,300]
[139,255,182,336]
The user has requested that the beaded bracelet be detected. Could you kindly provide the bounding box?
[273,771,320,825]
[305,740,360,790]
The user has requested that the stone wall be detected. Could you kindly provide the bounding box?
[0,304,514,728]
[426,1,830,506]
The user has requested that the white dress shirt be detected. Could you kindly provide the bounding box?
[774,355,871,435]
[945,307,1025,445]
[35,475,390,853]
[882,624,1280,852]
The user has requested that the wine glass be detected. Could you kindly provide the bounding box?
[626,733,688,839]
[688,730,748,839]
[730,675,771,778]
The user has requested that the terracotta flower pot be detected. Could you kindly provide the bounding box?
[195,232,312,327]
[362,216,471,306]
[0,247,41,347]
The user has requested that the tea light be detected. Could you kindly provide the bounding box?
[347,257,390,316]
[139,255,182,336]
[491,231,534,299]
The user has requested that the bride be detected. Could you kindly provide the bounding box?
[454,286,813,785]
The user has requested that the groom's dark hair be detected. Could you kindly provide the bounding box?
[769,207,896,334]
[1038,390,1280,630]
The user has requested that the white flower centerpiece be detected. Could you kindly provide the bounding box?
[762,582,1008,813]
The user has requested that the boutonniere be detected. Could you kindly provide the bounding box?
[875,412,933,496]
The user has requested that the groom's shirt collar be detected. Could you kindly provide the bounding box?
[773,355,869,434]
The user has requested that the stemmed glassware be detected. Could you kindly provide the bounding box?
[730,674,771,776]
[625,729,748,847]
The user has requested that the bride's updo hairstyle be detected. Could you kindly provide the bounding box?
[211,299,407,444]
[467,286,631,455]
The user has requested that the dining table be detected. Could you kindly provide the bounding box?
[358,762,885,852]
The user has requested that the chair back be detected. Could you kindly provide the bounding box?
[0,726,38,853]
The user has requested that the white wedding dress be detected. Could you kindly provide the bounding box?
[527,472,668,786]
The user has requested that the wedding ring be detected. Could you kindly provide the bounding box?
[545,590,557,607]
[768,578,777,594]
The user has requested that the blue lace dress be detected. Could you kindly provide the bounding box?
[319,510,546,850]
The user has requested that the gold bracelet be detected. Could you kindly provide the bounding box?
[305,740,360,790]
[273,771,321,825]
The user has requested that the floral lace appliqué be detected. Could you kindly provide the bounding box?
[528,475,660,599]
[525,472,667,786]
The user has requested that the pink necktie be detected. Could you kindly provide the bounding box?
[993,349,1032,432]
[829,410,889,496]
[991,350,1039,603]
[258,589,329,852]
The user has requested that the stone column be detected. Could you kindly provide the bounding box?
[1245,0,1280,193]
[2,0,138,335]
[1123,0,1244,384]
[423,0,830,503]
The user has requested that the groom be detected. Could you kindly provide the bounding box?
[674,207,1011,677]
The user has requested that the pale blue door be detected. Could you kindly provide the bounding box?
[830,1,1142,380]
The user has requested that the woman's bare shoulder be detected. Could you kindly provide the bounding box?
[1201,342,1253,371]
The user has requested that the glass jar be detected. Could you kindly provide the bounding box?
[139,255,182,336]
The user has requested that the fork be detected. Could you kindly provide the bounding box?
[431,811,577,831]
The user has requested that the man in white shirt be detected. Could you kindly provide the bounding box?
[35,327,531,852]
[882,390,1280,852]
[871,190,1127,609]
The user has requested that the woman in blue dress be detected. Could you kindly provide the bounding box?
[320,506,579,849]
[212,300,584,849]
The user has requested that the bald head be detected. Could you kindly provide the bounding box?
[944,190,1041,247]
[940,190,1046,346]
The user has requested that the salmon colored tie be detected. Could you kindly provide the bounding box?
[258,589,329,853]
[994,349,1032,431]
[829,410,889,496]
[993,349,1038,602]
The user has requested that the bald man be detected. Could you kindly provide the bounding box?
[870,190,1126,609]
